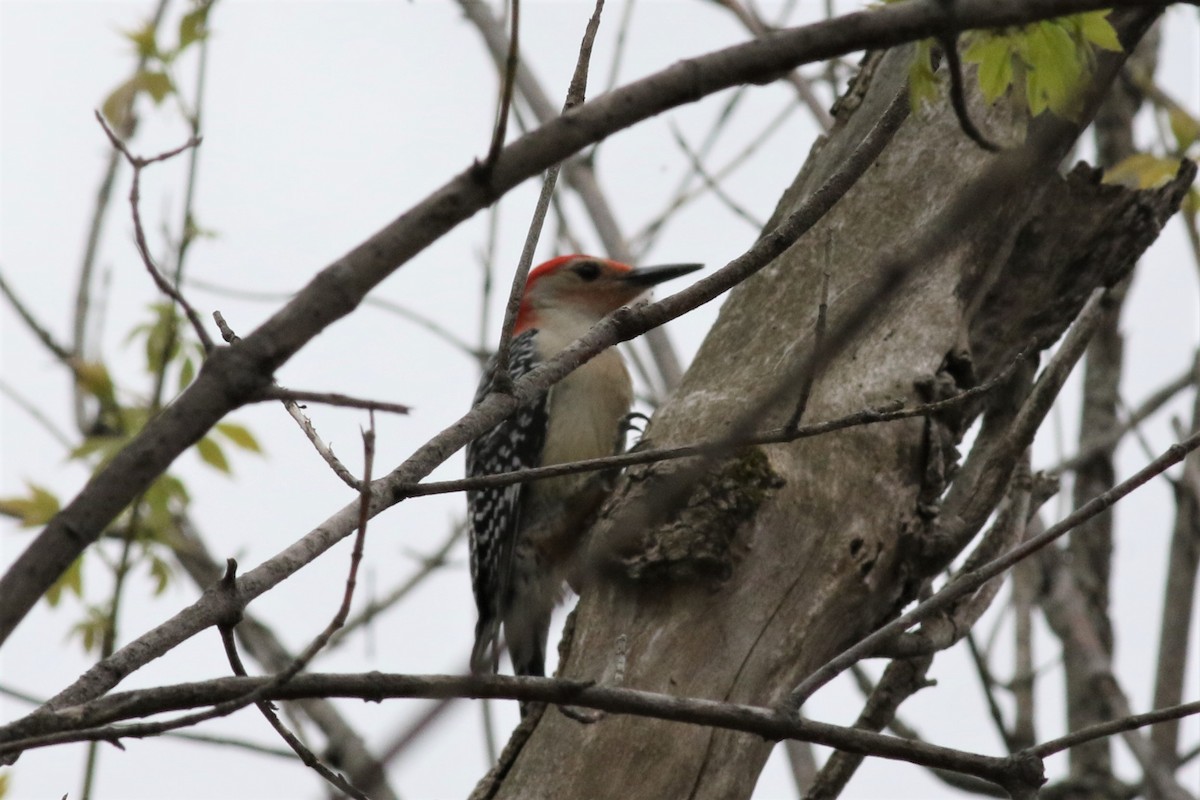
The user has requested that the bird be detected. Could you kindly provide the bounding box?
[466,254,702,681]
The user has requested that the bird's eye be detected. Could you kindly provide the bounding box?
[573,261,602,281]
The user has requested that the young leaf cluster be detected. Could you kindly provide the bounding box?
[101,0,214,131]
[899,9,1123,122]
[962,12,1122,119]
[2,300,261,652]
[1102,75,1200,227]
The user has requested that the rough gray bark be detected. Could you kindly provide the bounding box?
[476,14,1194,800]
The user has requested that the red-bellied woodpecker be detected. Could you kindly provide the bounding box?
[467,255,702,680]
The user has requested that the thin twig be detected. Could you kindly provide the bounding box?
[1051,363,1194,473]
[0,270,75,363]
[218,618,368,800]
[169,514,400,799]
[487,0,606,394]
[322,521,464,652]
[148,22,213,416]
[93,112,213,353]
[711,0,834,130]
[259,387,411,416]
[213,311,361,490]
[482,0,520,172]
[187,275,485,361]
[602,0,636,94]
[401,347,1030,499]
[667,121,764,231]
[0,378,75,450]
[480,202,502,362]
[72,0,172,431]
[630,97,799,257]
[966,631,1018,751]
[219,418,379,799]
[935,0,1001,152]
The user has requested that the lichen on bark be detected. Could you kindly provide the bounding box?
[616,447,784,582]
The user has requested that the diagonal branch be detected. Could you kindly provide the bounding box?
[486,0,605,394]
[786,425,1200,710]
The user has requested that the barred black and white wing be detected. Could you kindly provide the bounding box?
[466,329,548,674]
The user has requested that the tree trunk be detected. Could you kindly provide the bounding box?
[479,14,1193,799]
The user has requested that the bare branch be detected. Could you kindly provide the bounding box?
[217,593,369,800]
[187,275,485,361]
[667,122,764,231]
[1033,701,1200,759]
[710,0,834,130]
[482,0,520,173]
[0,269,75,363]
[72,0,172,431]
[1151,353,1200,763]
[488,0,606,394]
[169,515,399,799]
[0,672,1046,794]
[323,522,464,653]
[787,426,1200,710]
[0,378,75,451]
[402,346,1030,500]
[257,387,411,416]
[93,111,213,353]
[213,310,362,490]
[1051,363,1194,473]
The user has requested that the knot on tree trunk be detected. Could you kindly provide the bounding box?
[604,447,784,583]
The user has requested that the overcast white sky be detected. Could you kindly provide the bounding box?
[1,2,1198,799]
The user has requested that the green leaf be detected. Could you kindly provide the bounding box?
[147,552,173,596]
[140,473,190,540]
[179,2,212,49]
[216,421,263,454]
[142,302,181,374]
[1183,187,1200,221]
[196,436,231,473]
[1102,153,1183,189]
[122,19,159,59]
[964,35,1015,103]
[45,555,84,607]
[1026,22,1084,118]
[134,69,173,104]
[100,70,174,130]
[75,360,116,405]
[0,769,10,799]
[70,605,111,653]
[1077,11,1122,52]
[119,406,150,436]
[0,484,61,528]
[101,77,138,130]
[1025,65,1049,116]
[70,435,126,465]
[1168,105,1200,152]
[907,41,939,114]
[178,356,196,392]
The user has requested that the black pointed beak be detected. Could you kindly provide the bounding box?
[619,262,703,287]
